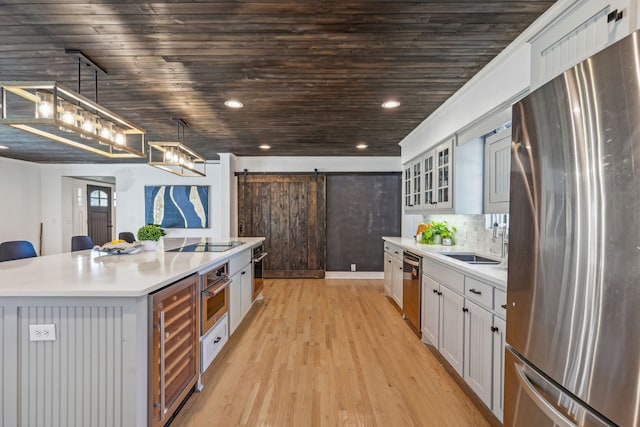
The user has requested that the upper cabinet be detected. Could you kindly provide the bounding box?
[484,129,511,214]
[403,136,482,214]
[530,0,632,89]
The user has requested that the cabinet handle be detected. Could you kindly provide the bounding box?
[491,326,499,333]
[430,202,437,205]
[241,271,246,275]
[159,310,167,420]
[214,336,222,344]
[462,307,469,313]
[469,288,482,295]
[437,291,443,296]
[501,304,507,309]
[388,260,391,263]
[394,251,399,254]
[432,289,438,294]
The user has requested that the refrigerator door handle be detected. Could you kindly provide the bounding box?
[514,364,577,427]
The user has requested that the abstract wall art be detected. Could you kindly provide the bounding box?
[144,185,209,228]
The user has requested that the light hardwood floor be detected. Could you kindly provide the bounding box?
[172,279,491,427]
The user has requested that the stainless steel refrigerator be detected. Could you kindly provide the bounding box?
[505,31,640,427]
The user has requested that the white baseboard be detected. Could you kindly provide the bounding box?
[324,271,384,280]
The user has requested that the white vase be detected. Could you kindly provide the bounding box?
[142,240,158,251]
[433,234,442,245]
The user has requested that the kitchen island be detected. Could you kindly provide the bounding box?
[0,237,264,427]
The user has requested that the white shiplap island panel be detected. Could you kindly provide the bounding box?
[0,237,263,427]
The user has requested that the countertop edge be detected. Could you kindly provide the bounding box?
[0,237,265,298]
[382,236,507,290]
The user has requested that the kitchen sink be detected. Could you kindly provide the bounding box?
[442,253,501,265]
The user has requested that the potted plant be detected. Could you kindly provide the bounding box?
[137,224,165,251]
[419,220,456,245]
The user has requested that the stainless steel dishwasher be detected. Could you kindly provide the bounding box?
[402,251,422,337]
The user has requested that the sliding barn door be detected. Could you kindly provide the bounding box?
[238,175,326,278]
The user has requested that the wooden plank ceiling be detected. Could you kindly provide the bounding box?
[0,1,555,163]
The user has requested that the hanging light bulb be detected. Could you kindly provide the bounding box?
[35,91,54,119]
[58,101,78,132]
[80,111,96,138]
[99,119,113,140]
[113,127,126,146]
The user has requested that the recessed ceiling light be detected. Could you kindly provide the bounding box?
[0,145,8,150]
[259,144,271,150]
[356,143,368,149]
[381,100,401,109]
[224,100,243,109]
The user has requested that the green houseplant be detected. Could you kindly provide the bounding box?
[419,220,456,245]
[137,224,165,250]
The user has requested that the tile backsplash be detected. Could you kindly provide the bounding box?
[420,214,508,258]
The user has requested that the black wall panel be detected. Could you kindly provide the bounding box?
[326,174,402,272]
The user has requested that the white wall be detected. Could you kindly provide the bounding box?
[39,161,223,255]
[0,156,42,251]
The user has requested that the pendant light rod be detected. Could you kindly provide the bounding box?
[65,49,107,75]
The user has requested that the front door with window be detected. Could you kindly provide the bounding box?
[87,185,113,245]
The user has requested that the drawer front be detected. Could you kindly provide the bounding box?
[424,258,464,294]
[495,289,507,319]
[201,314,229,374]
[229,249,252,275]
[384,243,403,260]
[465,277,494,309]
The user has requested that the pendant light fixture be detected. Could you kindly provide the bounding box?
[0,50,145,158]
[148,119,206,177]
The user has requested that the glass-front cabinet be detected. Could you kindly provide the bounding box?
[403,136,456,212]
[403,157,422,211]
[435,138,453,210]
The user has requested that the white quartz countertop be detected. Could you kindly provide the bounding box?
[0,237,264,297]
[382,237,507,290]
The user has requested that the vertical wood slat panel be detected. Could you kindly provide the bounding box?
[238,174,326,277]
[17,306,124,427]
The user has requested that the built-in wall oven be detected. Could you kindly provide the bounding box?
[199,262,231,378]
[251,244,268,300]
[402,251,422,337]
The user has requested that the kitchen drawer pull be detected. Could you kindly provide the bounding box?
[491,326,499,333]
[469,288,482,295]
[214,336,222,344]
[462,307,469,313]
[432,289,439,294]
[437,291,442,296]
[501,304,507,309]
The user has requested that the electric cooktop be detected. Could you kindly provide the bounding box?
[167,240,244,253]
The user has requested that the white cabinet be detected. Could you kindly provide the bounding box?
[403,136,482,214]
[484,130,511,214]
[421,274,440,346]
[439,285,464,376]
[384,242,404,308]
[463,299,493,408]
[403,157,422,211]
[240,265,252,318]
[434,139,453,210]
[530,0,632,89]
[229,249,254,335]
[492,316,506,421]
[422,255,506,420]
[391,257,403,309]
[383,253,393,296]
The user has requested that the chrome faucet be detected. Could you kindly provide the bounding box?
[501,225,509,259]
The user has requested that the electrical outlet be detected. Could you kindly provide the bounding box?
[29,324,56,342]
[351,264,356,272]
